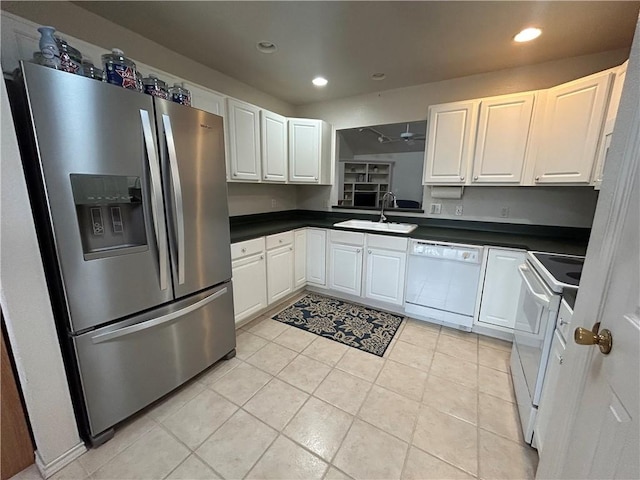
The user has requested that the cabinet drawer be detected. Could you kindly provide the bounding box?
[367,234,408,252]
[330,230,365,246]
[266,231,294,250]
[231,237,265,260]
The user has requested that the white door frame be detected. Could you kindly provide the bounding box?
[536,14,640,479]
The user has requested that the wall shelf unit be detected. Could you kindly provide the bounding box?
[341,161,393,207]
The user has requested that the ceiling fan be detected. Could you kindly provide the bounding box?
[359,123,426,145]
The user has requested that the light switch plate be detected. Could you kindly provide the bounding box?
[455,205,463,216]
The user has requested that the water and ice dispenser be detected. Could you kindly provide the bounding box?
[70,174,148,260]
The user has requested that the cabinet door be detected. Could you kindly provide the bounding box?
[534,71,612,184]
[594,63,627,189]
[261,110,288,182]
[232,253,267,324]
[266,244,294,304]
[289,119,320,183]
[294,230,306,289]
[227,98,261,181]
[329,243,363,296]
[478,248,526,329]
[186,84,226,117]
[423,100,479,184]
[534,329,566,454]
[472,93,535,183]
[364,248,406,305]
[306,229,326,286]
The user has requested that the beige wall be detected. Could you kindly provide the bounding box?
[227,183,298,216]
[295,49,627,227]
[1,1,295,116]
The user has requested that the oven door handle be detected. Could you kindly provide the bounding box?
[518,264,551,308]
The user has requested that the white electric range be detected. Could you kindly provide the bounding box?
[510,251,584,446]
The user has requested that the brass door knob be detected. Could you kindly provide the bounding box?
[574,322,613,354]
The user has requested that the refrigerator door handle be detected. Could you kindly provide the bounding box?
[162,114,186,285]
[91,286,228,343]
[140,109,168,291]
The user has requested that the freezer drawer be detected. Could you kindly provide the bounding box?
[73,282,235,437]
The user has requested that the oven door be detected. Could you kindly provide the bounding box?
[514,262,560,405]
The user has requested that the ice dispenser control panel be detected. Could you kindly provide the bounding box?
[70,174,148,260]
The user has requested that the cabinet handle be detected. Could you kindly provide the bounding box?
[260,255,264,260]
[368,249,372,254]
[264,175,268,179]
[315,176,318,180]
[559,318,568,326]
[357,249,361,253]
[535,176,540,181]
[289,247,293,251]
[474,176,478,181]
[559,355,564,365]
[241,248,246,253]
[460,175,465,181]
[279,239,283,243]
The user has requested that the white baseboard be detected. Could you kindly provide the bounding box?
[35,442,86,479]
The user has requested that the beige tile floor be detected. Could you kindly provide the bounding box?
[13,293,538,480]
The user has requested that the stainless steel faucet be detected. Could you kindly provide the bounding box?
[379,191,396,223]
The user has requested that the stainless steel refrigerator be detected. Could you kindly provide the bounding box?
[8,61,236,444]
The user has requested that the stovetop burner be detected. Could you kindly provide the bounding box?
[531,252,585,288]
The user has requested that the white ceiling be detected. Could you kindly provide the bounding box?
[74,1,639,106]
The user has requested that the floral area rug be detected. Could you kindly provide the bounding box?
[272,293,403,357]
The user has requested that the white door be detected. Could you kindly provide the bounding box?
[329,243,363,296]
[186,84,226,117]
[472,92,535,183]
[306,228,326,286]
[289,118,320,183]
[261,109,288,182]
[266,244,294,304]
[232,253,267,324]
[294,229,306,289]
[534,71,612,184]
[477,248,526,329]
[364,248,406,305]
[423,100,479,184]
[227,98,261,182]
[536,29,639,479]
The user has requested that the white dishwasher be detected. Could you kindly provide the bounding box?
[405,240,484,331]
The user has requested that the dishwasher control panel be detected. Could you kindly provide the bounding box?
[410,240,482,263]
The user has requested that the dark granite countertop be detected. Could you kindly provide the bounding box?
[229,210,590,255]
[562,289,578,310]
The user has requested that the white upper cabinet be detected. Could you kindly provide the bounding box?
[186,83,226,117]
[472,93,535,184]
[260,110,288,182]
[288,118,331,184]
[534,71,613,184]
[423,100,479,184]
[594,61,628,189]
[227,98,261,182]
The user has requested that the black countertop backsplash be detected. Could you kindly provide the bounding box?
[229,210,590,255]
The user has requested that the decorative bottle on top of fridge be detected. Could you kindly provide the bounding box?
[102,48,139,90]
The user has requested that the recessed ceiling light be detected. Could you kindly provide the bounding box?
[312,77,328,87]
[514,27,542,43]
[371,73,386,81]
[256,41,277,53]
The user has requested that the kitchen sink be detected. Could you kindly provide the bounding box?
[333,219,418,234]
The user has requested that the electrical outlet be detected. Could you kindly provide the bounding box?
[501,207,510,218]
[430,203,442,214]
[271,198,277,208]
[455,205,463,216]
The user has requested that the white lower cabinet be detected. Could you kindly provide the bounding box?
[231,239,267,325]
[306,228,327,286]
[329,243,363,296]
[364,248,406,305]
[477,248,526,330]
[266,243,294,305]
[294,230,306,289]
